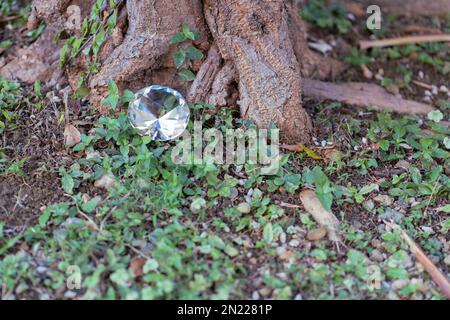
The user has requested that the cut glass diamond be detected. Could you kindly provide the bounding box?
[128,85,190,141]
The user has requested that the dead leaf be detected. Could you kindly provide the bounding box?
[321,147,341,164]
[385,83,400,96]
[344,2,366,17]
[129,257,146,277]
[280,144,322,160]
[299,189,341,247]
[94,173,117,190]
[64,124,81,147]
[360,64,373,79]
[279,250,296,261]
[307,227,327,241]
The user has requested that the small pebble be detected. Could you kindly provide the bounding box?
[289,239,300,248]
[418,71,424,79]
[444,255,450,266]
[439,85,448,93]
[431,85,438,95]
[422,96,432,103]
[276,246,286,256]
[424,90,432,96]
[36,266,48,274]
[237,202,251,214]
[64,291,78,299]
[279,232,286,244]
[259,288,271,296]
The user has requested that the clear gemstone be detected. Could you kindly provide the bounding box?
[128,85,190,141]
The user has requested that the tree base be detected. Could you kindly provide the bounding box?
[0,0,351,143]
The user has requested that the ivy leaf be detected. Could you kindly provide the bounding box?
[81,196,101,214]
[107,9,118,30]
[103,80,120,109]
[263,223,274,243]
[170,32,186,44]
[185,46,204,61]
[178,69,196,81]
[379,139,390,151]
[62,174,74,194]
[39,209,52,227]
[59,43,69,68]
[312,166,333,211]
[427,110,444,123]
[122,89,135,104]
[174,50,187,69]
[181,23,196,40]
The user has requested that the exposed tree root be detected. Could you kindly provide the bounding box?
[204,0,313,142]
[187,45,222,103]
[303,79,435,115]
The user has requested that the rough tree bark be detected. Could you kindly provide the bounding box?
[0,0,347,143]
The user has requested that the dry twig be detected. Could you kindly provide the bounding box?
[360,35,450,50]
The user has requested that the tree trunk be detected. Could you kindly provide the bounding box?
[0,0,343,143]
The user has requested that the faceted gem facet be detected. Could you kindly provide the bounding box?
[128,85,190,141]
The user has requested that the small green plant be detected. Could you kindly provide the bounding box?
[59,0,118,76]
[302,0,352,34]
[170,23,204,82]
[0,77,21,134]
[303,166,334,211]
[344,48,372,66]
[102,79,134,110]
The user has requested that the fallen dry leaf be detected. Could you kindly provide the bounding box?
[279,250,296,261]
[280,144,322,160]
[321,147,341,164]
[129,257,146,277]
[307,227,327,241]
[94,173,117,190]
[299,189,341,247]
[360,64,373,79]
[64,124,81,147]
[344,2,365,17]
